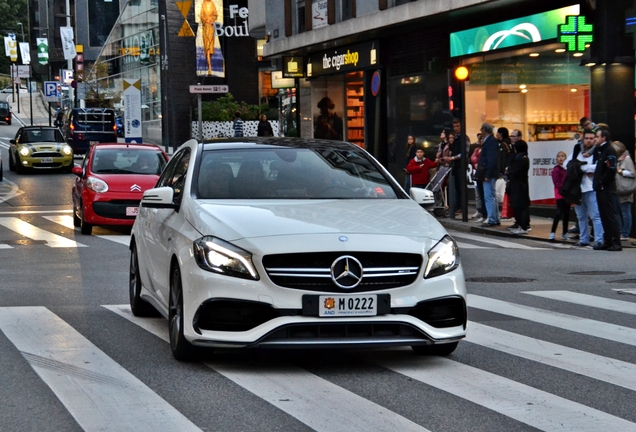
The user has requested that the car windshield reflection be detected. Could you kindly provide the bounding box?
[92,149,167,175]
[196,148,398,199]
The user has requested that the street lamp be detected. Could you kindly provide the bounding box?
[16,22,25,42]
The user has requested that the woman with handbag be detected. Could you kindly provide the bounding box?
[613,141,636,240]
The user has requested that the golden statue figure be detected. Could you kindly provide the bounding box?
[200,0,218,75]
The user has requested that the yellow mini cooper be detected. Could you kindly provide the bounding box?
[9,126,74,173]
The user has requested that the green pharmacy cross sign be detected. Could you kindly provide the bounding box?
[558,15,594,52]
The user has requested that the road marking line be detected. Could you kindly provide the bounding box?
[0,217,86,248]
[43,215,75,229]
[43,215,130,245]
[456,241,488,249]
[450,232,547,250]
[0,244,13,249]
[0,307,202,432]
[97,235,131,246]
[375,354,636,432]
[523,290,636,316]
[0,209,72,215]
[468,294,636,346]
[0,178,24,203]
[104,304,428,432]
[466,321,636,392]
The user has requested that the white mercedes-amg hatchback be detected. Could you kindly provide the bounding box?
[129,137,466,360]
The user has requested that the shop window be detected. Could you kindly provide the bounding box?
[463,45,589,142]
[342,0,356,21]
[345,71,365,147]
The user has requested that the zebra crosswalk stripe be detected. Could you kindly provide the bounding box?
[0,306,201,432]
[0,217,86,248]
[103,305,428,432]
[374,354,636,432]
[468,294,636,346]
[450,232,548,250]
[466,321,636,392]
[523,290,636,316]
[44,215,131,245]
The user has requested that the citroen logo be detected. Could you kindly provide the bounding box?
[130,184,142,192]
[331,255,363,289]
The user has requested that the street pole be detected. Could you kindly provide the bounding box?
[460,79,468,222]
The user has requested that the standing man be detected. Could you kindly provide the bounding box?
[564,129,603,247]
[233,111,244,137]
[477,122,500,227]
[450,118,470,214]
[593,128,621,251]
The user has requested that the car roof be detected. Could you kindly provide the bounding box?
[90,143,163,151]
[18,126,59,131]
[200,137,366,152]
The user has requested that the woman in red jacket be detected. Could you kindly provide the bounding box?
[407,148,437,189]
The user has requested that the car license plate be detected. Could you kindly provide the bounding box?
[40,157,53,163]
[126,206,139,216]
[318,295,377,317]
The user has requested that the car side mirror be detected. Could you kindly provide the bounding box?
[71,165,83,176]
[141,186,179,210]
[410,187,435,208]
[9,139,15,144]
[67,138,73,144]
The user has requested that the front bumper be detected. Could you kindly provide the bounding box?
[20,155,73,170]
[84,191,142,226]
[179,257,467,349]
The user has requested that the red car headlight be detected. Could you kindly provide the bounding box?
[87,177,109,193]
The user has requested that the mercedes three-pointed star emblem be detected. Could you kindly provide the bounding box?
[330,255,364,289]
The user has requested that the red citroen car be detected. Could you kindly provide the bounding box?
[72,143,169,235]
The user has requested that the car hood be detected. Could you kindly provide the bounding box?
[20,141,66,151]
[95,174,159,193]
[187,199,446,242]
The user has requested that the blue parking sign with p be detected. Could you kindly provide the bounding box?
[44,81,58,98]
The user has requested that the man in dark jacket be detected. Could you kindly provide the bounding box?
[450,118,470,214]
[593,128,621,251]
[477,122,500,227]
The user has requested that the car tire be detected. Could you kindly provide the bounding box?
[73,209,81,227]
[0,161,3,181]
[15,159,24,174]
[129,244,157,317]
[8,154,14,171]
[169,263,197,361]
[412,342,458,356]
[80,204,92,235]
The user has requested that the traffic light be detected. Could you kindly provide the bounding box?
[454,66,469,81]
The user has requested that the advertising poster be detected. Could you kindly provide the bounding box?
[60,27,76,60]
[123,79,142,143]
[6,34,17,62]
[37,38,49,65]
[195,0,225,77]
[528,140,575,201]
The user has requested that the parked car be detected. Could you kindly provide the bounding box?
[129,137,465,361]
[9,126,74,174]
[64,108,118,154]
[0,85,28,93]
[72,143,169,235]
[0,101,11,125]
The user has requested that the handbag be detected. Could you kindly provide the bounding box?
[616,172,636,196]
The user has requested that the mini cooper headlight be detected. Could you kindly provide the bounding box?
[86,177,109,193]
[19,147,30,157]
[193,236,259,280]
[424,235,459,278]
[62,145,73,156]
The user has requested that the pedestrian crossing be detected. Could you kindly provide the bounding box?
[0,214,555,250]
[0,213,130,248]
[1,289,635,431]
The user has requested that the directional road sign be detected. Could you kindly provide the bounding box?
[189,85,229,94]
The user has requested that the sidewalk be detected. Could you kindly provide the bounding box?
[7,90,54,127]
[435,203,636,249]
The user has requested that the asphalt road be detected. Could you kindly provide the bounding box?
[1,133,636,432]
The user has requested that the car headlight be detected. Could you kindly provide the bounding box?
[19,147,30,157]
[87,177,109,193]
[62,145,73,156]
[424,235,459,278]
[193,236,259,280]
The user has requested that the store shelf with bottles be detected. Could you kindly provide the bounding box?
[530,123,580,141]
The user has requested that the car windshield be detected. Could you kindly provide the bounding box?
[196,147,398,199]
[92,149,166,175]
[23,129,64,143]
[0,102,8,108]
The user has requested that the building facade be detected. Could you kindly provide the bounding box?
[251,0,635,192]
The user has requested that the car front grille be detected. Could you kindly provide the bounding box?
[32,151,62,158]
[92,200,140,219]
[263,252,422,293]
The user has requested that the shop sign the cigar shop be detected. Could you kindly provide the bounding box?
[307,41,378,77]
